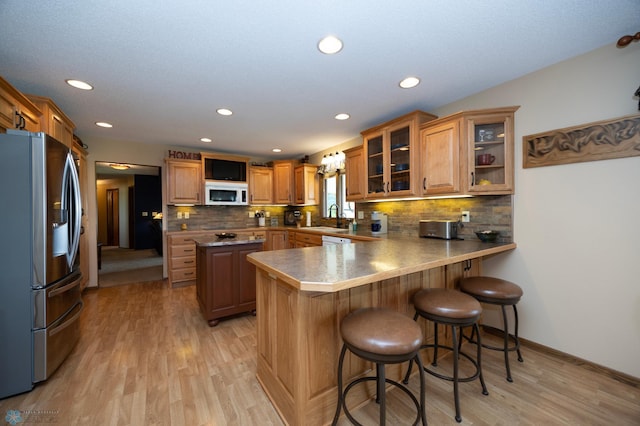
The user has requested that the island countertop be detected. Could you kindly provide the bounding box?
[193,235,265,247]
[247,237,516,293]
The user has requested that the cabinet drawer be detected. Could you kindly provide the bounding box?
[172,245,196,257]
[172,257,197,268]
[295,232,322,246]
[168,235,199,245]
[171,268,196,282]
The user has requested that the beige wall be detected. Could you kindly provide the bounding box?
[432,43,640,377]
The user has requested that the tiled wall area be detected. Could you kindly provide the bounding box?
[354,195,513,241]
[167,195,512,242]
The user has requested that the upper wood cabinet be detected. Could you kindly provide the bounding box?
[166,159,202,205]
[272,160,294,204]
[249,166,273,205]
[362,110,437,198]
[464,107,518,194]
[26,94,75,147]
[419,118,462,195]
[344,145,366,201]
[0,76,41,133]
[418,106,519,196]
[294,164,319,205]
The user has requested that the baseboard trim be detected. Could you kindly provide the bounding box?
[481,325,640,389]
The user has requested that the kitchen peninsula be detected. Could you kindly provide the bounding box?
[247,237,516,425]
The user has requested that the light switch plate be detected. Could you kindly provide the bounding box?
[358,211,364,220]
[249,211,255,218]
[177,212,183,219]
[184,212,189,219]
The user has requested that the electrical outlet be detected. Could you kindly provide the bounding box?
[177,212,183,219]
[249,211,255,218]
[184,212,189,219]
[461,211,470,223]
[358,211,364,220]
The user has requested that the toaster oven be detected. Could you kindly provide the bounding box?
[419,220,459,240]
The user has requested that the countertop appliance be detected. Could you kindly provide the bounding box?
[322,235,352,245]
[0,130,83,399]
[419,219,459,240]
[371,211,388,235]
[284,209,300,226]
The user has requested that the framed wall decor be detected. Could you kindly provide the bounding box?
[523,113,640,168]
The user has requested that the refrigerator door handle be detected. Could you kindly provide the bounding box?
[62,152,82,269]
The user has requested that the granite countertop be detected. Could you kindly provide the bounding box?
[247,237,516,293]
[193,235,265,247]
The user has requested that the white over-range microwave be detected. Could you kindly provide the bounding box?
[205,181,248,206]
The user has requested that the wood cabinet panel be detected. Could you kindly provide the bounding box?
[196,242,262,326]
[266,230,288,251]
[294,164,319,205]
[166,159,202,204]
[419,118,462,195]
[249,166,273,204]
[26,94,75,146]
[273,160,294,204]
[344,145,365,201]
[0,76,42,132]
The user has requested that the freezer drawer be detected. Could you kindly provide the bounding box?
[33,300,83,382]
[32,272,82,329]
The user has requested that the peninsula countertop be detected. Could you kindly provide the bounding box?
[247,237,516,293]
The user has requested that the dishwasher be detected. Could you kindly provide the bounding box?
[321,235,352,245]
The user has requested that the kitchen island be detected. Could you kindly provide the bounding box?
[193,236,264,326]
[247,237,516,425]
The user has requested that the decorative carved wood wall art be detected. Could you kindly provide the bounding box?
[523,114,640,168]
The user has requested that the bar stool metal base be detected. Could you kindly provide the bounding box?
[464,304,523,382]
[404,320,488,423]
[332,344,427,426]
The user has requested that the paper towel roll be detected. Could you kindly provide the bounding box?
[306,211,311,227]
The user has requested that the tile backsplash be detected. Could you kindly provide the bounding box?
[166,195,512,242]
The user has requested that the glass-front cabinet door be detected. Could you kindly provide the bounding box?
[365,132,385,196]
[466,107,518,194]
[388,124,411,194]
[363,111,437,198]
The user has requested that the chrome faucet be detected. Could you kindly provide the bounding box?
[328,204,342,228]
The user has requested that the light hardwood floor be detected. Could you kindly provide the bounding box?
[1,280,638,425]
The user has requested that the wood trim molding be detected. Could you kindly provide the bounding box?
[482,325,640,388]
[523,113,640,168]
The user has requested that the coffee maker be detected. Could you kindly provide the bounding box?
[371,211,388,235]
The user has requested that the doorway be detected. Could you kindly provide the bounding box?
[96,162,163,286]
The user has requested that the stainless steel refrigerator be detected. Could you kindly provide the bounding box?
[0,130,83,399]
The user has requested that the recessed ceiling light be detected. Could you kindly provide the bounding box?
[335,113,350,120]
[95,122,113,128]
[399,77,420,89]
[272,148,282,153]
[65,79,93,90]
[217,108,233,116]
[200,137,212,143]
[318,36,343,54]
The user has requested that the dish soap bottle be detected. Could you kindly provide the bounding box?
[351,218,357,232]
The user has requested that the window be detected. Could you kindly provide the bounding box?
[323,172,354,219]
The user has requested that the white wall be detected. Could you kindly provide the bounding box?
[432,43,640,377]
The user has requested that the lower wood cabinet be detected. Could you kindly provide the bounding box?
[266,229,288,250]
[196,242,263,326]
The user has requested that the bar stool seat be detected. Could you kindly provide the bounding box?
[459,276,524,382]
[332,307,427,426]
[404,288,488,423]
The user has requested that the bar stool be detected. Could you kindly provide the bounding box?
[404,288,487,423]
[459,276,523,382]
[332,307,427,426]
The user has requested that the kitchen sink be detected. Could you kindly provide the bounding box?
[304,226,350,233]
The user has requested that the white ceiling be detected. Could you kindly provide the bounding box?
[1,1,638,160]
